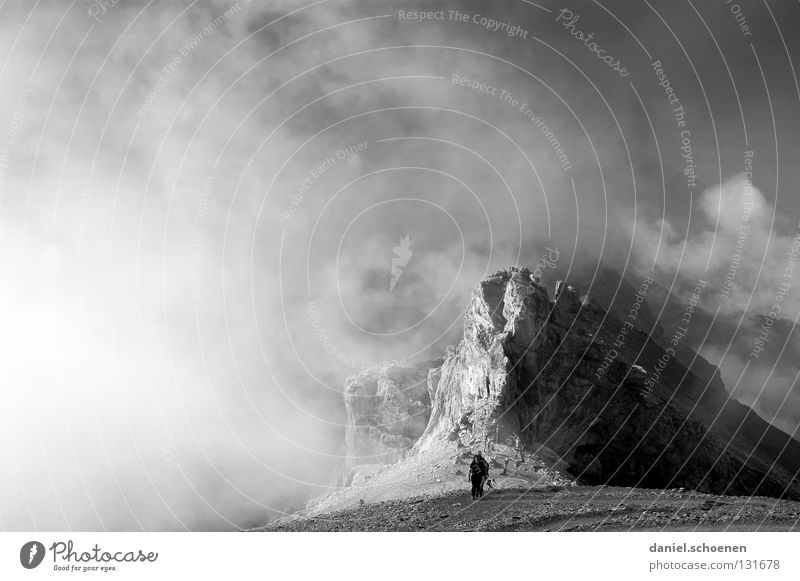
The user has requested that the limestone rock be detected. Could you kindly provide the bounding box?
[343,360,442,476]
[342,268,800,500]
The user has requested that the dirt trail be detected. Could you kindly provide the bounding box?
[254,444,800,532]
[256,485,800,532]
[257,486,800,531]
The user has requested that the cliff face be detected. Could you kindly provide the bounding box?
[343,268,800,500]
[343,360,441,471]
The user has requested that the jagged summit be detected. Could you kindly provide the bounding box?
[338,266,800,506]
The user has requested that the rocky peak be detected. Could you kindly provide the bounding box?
[342,267,800,500]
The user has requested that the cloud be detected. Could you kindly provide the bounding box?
[2,0,799,530]
[629,174,800,441]
[631,174,800,319]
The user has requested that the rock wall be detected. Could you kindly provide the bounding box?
[343,360,441,475]
[343,267,800,500]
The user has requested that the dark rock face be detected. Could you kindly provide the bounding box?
[343,268,800,500]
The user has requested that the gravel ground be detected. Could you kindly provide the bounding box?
[252,444,800,532]
[254,485,800,532]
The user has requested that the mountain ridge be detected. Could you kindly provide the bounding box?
[291,267,800,527]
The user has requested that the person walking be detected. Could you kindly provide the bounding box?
[514,433,525,463]
[468,451,490,499]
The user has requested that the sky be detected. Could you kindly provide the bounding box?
[1,0,799,530]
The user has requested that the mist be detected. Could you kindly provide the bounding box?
[1,0,800,530]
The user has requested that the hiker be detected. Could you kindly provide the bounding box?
[514,433,525,463]
[468,460,485,499]
[468,451,490,499]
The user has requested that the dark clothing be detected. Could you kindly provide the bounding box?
[469,456,490,499]
[470,470,485,499]
[470,456,490,477]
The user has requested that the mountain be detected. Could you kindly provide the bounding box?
[592,267,800,438]
[258,267,800,531]
[338,267,800,500]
